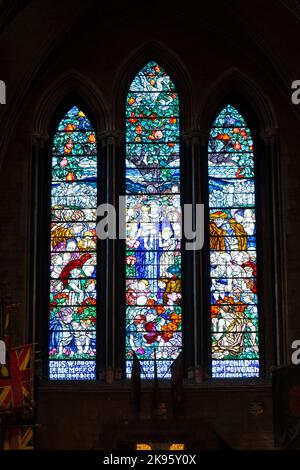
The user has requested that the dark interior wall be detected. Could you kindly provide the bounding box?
[0,0,300,449]
[35,382,273,450]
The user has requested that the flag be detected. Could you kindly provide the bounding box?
[171,353,183,413]
[0,344,32,411]
[0,385,13,411]
[0,302,11,377]
[0,303,12,411]
[272,364,300,447]
[3,426,34,450]
[131,351,141,413]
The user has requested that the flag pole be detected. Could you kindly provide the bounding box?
[171,352,183,414]
[131,351,141,414]
[152,347,159,412]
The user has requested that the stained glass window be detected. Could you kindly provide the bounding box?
[49,106,97,380]
[208,104,260,378]
[125,61,182,378]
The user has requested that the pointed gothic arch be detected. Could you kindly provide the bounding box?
[47,104,99,380]
[124,60,183,378]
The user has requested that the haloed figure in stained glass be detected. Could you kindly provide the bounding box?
[208,105,260,378]
[49,106,98,380]
[125,62,182,378]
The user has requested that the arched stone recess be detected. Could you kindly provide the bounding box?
[111,40,193,134]
[197,67,288,372]
[32,69,109,140]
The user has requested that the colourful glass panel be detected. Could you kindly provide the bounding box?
[208,104,260,378]
[125,62,182,378]
[49,106,97,380]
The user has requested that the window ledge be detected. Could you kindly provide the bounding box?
[37,377,272,393]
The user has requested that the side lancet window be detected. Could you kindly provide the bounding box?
[125,61,182,378]
[49,105,98,380]
[208,104,260,378]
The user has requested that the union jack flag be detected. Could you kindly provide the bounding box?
[0,344,33,411]
[3,426,34,450]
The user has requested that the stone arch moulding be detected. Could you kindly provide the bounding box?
[111,40,193,132]
[199,66,288,371]
[198,67,278,134]
[32,69,110,139]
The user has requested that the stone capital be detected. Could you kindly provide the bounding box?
[181,128,209,147]
[31,132,49,149]
[97,130,124,147]
[260,127,279,144]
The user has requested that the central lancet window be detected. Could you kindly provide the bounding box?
[125,61,182,378]
[49,105,98,380]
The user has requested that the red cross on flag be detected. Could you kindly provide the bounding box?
[0,344,32,411]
